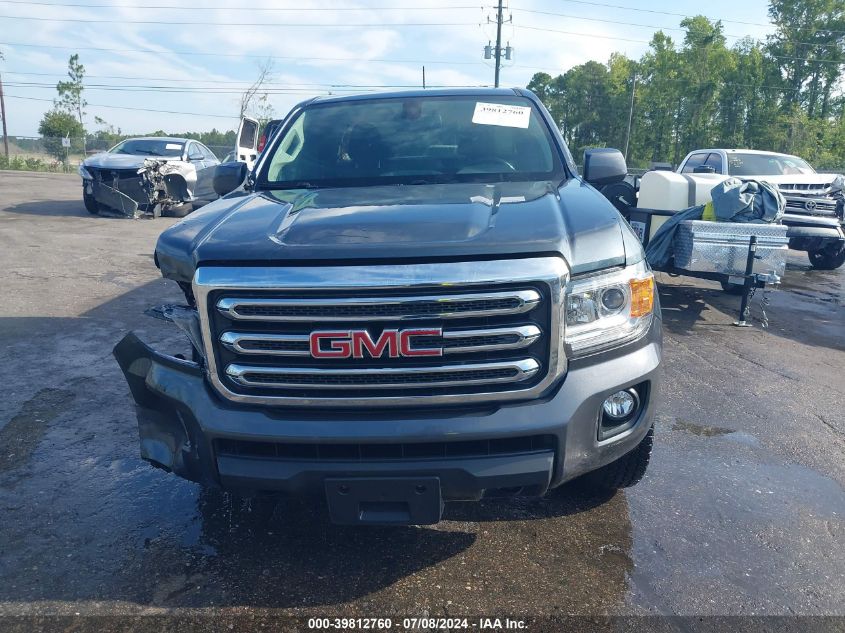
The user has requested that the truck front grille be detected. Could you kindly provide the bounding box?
[783,195,838,216]
[193,259,568,407]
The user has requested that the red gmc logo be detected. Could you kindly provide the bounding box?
[309,328,443,359]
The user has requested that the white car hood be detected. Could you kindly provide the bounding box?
[744,174,839,187]
[83,153,183,169]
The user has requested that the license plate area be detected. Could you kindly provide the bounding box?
[325,477,442,525]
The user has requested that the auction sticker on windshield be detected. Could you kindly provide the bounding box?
[472,102,531,128]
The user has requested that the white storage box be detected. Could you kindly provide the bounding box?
[637,170,729,211]
[673,221,789,277]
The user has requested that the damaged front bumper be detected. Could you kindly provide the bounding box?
[83,158,193,218]
[90,180,140,217]
[113,316,662,502]
[783,213,845,251]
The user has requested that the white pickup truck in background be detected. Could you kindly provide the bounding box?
[635,149,845,270]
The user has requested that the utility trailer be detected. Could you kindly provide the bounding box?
[618,204,787,327]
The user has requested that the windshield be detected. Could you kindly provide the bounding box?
[259,95,562,188]
[727,152,815,176]
[110,139,184,157]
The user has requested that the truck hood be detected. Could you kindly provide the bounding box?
[83,153,183,169]
[156,180,631,284]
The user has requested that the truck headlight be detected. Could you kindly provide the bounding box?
[78,164,92,180]
[564,260,655,356]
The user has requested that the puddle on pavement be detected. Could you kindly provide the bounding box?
[626,430,845,615]
[0,387,75,474]
[781,261,843,307]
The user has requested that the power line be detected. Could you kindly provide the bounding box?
[516,24,647,44]
[510,8,844,48]
[0,0,479,9]
[2,72,810,97]
[513,25,845,64]
[4,94,234,117]
[0,14,477,27]
[3,81,489,94]
[2,82,364,94]
[512,0,772,29]
[1,71,488,89]
[0,41,486,66]
[510,1,845,36]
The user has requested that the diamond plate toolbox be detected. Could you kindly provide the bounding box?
[673,221,789,277]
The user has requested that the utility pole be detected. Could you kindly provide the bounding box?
[494,0,504,88]
[624,73,636,161]
[0,72,8,160]
[484,0,512,88]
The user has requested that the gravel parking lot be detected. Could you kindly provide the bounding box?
[0,171,843,626]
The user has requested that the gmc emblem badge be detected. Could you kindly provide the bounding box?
[309,328,443,359]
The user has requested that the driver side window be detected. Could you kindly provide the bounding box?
[681,153,707,173]
[187,143,204,161]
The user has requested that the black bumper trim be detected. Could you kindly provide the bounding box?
[216,451,555,500]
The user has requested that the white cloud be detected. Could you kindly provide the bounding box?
[0,0,774,135]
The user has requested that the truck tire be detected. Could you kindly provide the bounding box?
[600,181,637,216]
[83,192,99,214]
[161,202,193,218]
[583,425,653,491]
[808,243,845,270]
[720,280,745,295]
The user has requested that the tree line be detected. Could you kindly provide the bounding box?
[33,54,252,161]
[527,0,845,169]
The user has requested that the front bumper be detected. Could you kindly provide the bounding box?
[782,213,845,250]
[114,317,662,501]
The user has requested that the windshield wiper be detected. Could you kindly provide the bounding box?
[266,181,320,190]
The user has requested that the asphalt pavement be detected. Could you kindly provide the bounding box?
[0,171,843,628]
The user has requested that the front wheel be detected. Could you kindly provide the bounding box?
[582,425,653,491]
[808,242,845,270]
[161,202,193,218]
[83,192,99,214]
[720,280,745,295]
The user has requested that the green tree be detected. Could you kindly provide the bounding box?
[55,54,87,128]
[38,109,84,161]
[636,32,681,164]
[526,3,845,170]
[767,0,845,117]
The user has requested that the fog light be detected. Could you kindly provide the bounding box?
[602,389,637,421]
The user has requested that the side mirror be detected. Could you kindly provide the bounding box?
[213,161,248,197]
[583,148,627,186]
[693,165,716,174]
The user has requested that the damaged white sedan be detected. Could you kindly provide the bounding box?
[78,137,220,218]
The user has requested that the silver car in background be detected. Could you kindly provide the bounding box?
[78,137,220,218]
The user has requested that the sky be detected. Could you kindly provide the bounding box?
[0,0,774,138]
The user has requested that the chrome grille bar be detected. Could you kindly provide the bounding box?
[225,359,541,389]
[219,325,542,356]
[441,325,541,354]
[216,290,541,322]
[220,331,309,356]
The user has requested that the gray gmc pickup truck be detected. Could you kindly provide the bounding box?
[115,88,662,525]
